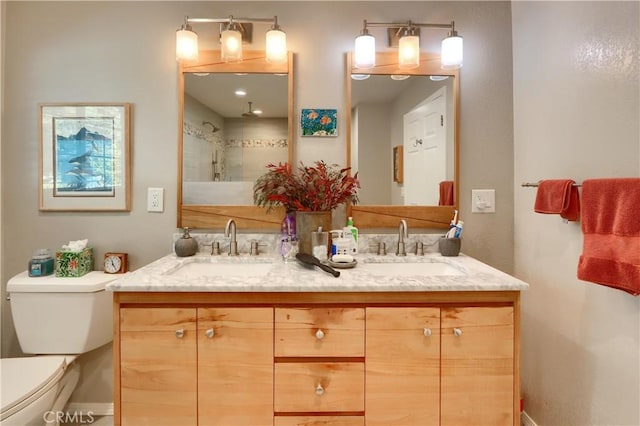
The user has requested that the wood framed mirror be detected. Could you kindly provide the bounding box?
[346,52,459,229]
[178,50,293,229]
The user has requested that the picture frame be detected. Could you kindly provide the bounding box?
[39,103,131,211]
[393,145,403,183]
[301,108,337,137]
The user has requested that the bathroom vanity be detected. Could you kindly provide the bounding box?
[108,252,527,426]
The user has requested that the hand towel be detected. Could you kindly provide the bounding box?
[439,180,454,206]
[534,179,580,221]
[577,178,640,296]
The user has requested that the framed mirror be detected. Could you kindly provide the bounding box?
[178,50,293,229]
[346,52,459,229]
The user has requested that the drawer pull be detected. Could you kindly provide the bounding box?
[423,327,432,337]
[315,384,325,396]
[205,328,215,339]
[453,328,463,337]
[315,329,325,340]
[175,328,185,339]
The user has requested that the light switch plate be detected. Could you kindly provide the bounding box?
[147,187,164,212]
[471,189,495,213]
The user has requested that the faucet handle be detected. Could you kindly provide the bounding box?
[416,242,424,256]
[250,241,260,256]
[211,241,221,256]
[377,242,387,256]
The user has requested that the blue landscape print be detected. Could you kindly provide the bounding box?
[53,117,115,196]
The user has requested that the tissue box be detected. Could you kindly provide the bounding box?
[55,247,93,277]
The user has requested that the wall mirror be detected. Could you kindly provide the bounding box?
[346,52,459,228]
[178,50,293,229]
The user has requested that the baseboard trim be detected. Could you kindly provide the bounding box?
[65,402,114,416]
[521,411,539,426]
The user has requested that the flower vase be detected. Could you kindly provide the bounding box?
[296,211,332,255]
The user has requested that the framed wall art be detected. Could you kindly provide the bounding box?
[39,103,131,211]
[301,108,337,137]
[393,145,403,183]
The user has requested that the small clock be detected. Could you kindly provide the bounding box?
[104,252,128,274]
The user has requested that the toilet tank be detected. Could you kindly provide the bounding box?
[7,271,116,354]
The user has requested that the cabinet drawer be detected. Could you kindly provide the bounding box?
[275,308,364,357]
[275,416,365,426]
[275,363,364,413]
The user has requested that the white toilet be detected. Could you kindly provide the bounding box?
[1,271,115,426]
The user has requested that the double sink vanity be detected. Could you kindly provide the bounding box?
[109,234,528,426]
[119,44,528,425]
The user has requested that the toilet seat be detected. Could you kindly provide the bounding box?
[0,356,72,420]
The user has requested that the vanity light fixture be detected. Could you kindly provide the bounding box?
[353,20,463,70]
[176,15,287,63]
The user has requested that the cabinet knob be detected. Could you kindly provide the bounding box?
[175,329,185,339]
[315,329,325,340]
[315,384,325,396]
[423,327,432,337]
[453,328,463,337]
[205,328,215,339]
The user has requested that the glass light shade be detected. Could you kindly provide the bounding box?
[266,28,287,63]
[354,33,376,68]
[441,35,463,69]
[176,28,198,62]
[221,28,242,62]
[398,35,420,69]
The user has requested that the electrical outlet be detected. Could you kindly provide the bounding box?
[147,187,164,212]
[471,189,495,213]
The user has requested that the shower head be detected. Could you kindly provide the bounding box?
[202,121,220,133]
[242,102,259,118]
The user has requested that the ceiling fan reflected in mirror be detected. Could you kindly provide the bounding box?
[242,101,262,118]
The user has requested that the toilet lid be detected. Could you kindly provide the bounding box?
[0,356,67,415]
[7,271,117,293]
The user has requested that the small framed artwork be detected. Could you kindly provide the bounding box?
[39,103,131,211]
[393,145,403,183]
[301,108,337,137]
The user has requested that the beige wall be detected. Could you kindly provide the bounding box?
[513,1,640,424]
[0,1,515,406]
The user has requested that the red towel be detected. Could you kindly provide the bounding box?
[439,181,454,206]
[534,179,580,221]
[577,178,640,296]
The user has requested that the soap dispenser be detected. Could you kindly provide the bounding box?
[175,227,198,257]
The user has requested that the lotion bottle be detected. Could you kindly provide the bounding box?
[343,216,359,254]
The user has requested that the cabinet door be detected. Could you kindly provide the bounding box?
[120,308,197,426]
[441,306,514,426]
[366,307,441,426]
[197,307,274,426]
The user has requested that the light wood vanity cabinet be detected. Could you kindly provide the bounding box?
[118,306,273,426]
[114,292,519,426]
[120,307,198,426]
[366,306,515,426]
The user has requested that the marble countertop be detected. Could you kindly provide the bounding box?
[106,251,529,293]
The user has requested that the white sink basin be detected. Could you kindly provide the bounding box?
[364,262,465,276]
[168,262,273,278]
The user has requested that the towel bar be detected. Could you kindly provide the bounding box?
[521,182,582,188]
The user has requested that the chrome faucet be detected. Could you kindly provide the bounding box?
[396,219,408,256]
[224,219,239,256]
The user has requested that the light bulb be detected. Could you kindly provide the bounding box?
[221,26,242,62]
[266,27,287,63]
[176,26,198,62]
[354,32,376,68]
[441,33,463,69]
[398,34,419,69]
